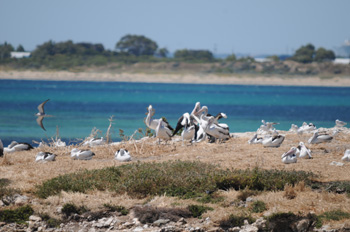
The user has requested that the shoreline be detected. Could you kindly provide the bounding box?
[1,70,350,87]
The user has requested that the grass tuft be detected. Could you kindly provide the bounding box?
[133,205,192,224]
[219,214,255,229]
[61,203,88,218]
[187,204,213,218]
[103,203,129,215]
[250,200,267,213]
[0,205,34,223]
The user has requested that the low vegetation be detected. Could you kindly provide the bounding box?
[35,161,315,200]
[219,214,255,229]
[0,205,33,224]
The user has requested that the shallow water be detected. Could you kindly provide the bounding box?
[0,79,349,146]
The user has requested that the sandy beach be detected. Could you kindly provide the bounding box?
[1,70,350,87]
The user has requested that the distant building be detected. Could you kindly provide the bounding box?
[10,51,31,58]
[333,58,350,65]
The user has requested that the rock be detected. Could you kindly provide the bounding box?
[14,195,29,205]
[252,217,267,230]
[296,219,310,232]
[133,226,144,232]
[330,161,344,166]
[153,219,170,227]
[240,224,259,232]
[228,227,240,232]
[177,217,186,225]
[246,197,254,202]
[104,217,114,227]
[0,200,4,207]
[29,215,42,222]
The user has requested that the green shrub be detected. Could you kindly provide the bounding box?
[61,203,87,217]
[318,210,350,222]
[219,214,255,229]
[103,204,129,215]
[0,205,33,223]
[187,205,213,218]
[250,200,267,213]
[0,178,18,198]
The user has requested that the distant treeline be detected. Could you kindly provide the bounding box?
[0,34,338,70]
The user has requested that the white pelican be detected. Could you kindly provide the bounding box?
[155,118,173,144]
[262,134,285,147]
[145,105,174,132]
[36,99,52,131]
[4,141,34,153]
[191,102,208,118]
[341,149,350,162]
[193,124,207,143]
[248,134,263,144]
[281,147,298,164]
[35,152,56,162]
[308,131,333,144]
[172,112,193,136]
[297,142,312,159]
[181,117,196,145]
[0,139,3,157]
[203,116,230,142]
[71,148,95,160]
[297,122,316,135]
[115,149,132,162]
[335,119,347,127]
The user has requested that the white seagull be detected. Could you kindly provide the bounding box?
[83,137,105,147]
[115,149,132,162]
[297,122,316,135]
[281,147,298,164]
[308,131,333,144]
[155,118,173,144]
[4,141,34,153]
[341,149,350,162]
[335,119,347,127]
[258,120,279,134]
[297,142,312,159]
[36,99,52,131]
[71,148,95,160]
[35,151,56,162]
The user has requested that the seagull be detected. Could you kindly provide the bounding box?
[248,134,263,144]
[54,139,66,147]
[289,124,299,132]
[35,152,56,162]
[341,149,350,162]
[4,141,34,153]
[115,149,132,162]
[308,131,333,144]
[155,118,173,144]
[71,148,95,160]
[258,120,279,134]
[36,99,51,131]
[0,139,3,157]
[335,119,347,127]
[297,142,312,159]
[281,147,298,164]
[262,134,285,147]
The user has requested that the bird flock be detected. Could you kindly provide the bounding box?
[0,100,349,166]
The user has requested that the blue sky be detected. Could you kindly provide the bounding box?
[1,0,349,56]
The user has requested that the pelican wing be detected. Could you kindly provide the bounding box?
[37,99,50,114]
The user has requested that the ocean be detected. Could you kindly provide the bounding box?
[1,79,349,147]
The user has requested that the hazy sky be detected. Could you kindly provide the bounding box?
[1,0,349,55]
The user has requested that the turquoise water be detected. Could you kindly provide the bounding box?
[0,79,349,146]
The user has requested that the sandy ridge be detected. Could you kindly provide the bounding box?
[1,70,350,87]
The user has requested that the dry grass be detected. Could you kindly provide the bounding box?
[1,129,350,227]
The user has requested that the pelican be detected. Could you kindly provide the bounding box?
[172,112,193,136]
[297,122,316,135]
[4,141,34,153]
[155,118,173,144]
[191,102,208,117]
[181,117,196,145]
[0,139,3,157]
[308,131,333,144]
[335,119,347,127]
[35,152,56,162]
[115,149,132,162]
[341,149,350,162]
[71,148,95,160]
[193,124,207,143]
[145,105,174,132]
[203,116,230,142]
[281,147,298,164]
[258,120,279,134]
[36,99,52,131]
[297,142,312,159]
[248,134,263,144]
[262,134,285,147]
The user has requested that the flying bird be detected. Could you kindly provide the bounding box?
[36,99,51,131]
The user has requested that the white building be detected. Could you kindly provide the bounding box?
[10,51,31,58]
